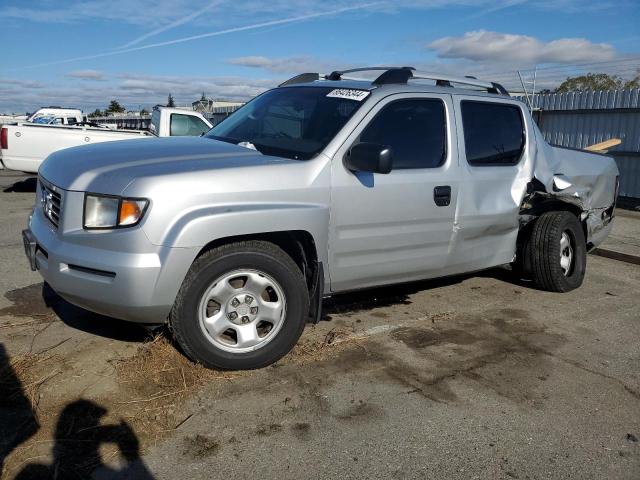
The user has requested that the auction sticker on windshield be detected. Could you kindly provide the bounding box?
[326,89,370,101]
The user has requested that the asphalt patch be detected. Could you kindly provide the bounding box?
[182,435,220,459]
[0,283,59,319]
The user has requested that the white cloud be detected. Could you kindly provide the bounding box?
[0,73,276,113]
[119,0,223,48]
[0,0,383,29]
[0,1,615,27]
[226,56,343,74]
[428,30,616,65]
[2,1,623,73]
[0,78,46,89]
[0,0,206,27]
[65,70,105,81]
[12,3,381,71]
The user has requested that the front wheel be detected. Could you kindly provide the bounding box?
[170,241,309,370]
[525,211,587,292]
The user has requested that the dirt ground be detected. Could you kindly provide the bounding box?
[0,170,639,479]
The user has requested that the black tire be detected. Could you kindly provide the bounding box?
[170,241,309,370]
[525,211,586,292]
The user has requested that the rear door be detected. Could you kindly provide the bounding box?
[329,93,459,292]
[450,96,530,272]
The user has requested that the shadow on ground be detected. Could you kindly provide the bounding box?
[0,344,38,475]
[12,398,155,480]
[0,283,152,343]
[3,177,37,193]
[322,266,527,320]
[1,343,155,479]
[2,266,527,341]
[42,284,154,342]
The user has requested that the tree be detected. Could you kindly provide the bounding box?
[105,100,125,114]
[88,109,103,118]
[167,94,175,107]
[557,72,640,92]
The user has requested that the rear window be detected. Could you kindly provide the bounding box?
[150,110,161,136]
[461,101,525,166]
[170,114,210,136]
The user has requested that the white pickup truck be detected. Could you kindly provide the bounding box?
[27,107,84,125]
[1,107,212,173]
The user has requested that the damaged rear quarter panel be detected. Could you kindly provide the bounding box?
[524,122,619,247]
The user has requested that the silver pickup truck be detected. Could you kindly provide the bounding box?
[23,67,619,370]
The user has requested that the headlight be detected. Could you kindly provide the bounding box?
[83,194,148,229]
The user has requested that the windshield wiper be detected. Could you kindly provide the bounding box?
[238,141,258,151]
[208,135,239,145]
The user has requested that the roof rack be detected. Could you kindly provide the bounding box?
[279,66,509,96]
[278,73,319,87]
[325,66,415,81]
[411,71,509,95]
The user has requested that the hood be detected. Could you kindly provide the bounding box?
[39,136,293,193]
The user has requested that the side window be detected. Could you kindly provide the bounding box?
[67,117,77,125]
[461,101,525,166]
[170,114,210,136]
[359,98,446,169]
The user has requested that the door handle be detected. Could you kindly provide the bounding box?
[433,186,451,207]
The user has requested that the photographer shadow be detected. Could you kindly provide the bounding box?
[14,399,155,480]
[0,344,39,476]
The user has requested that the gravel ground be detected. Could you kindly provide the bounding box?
[0,170,638,480]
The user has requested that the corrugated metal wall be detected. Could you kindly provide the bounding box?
[518,89,640,198]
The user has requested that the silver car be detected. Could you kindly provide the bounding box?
[23,67,619,370]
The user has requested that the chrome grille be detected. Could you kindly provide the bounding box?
[40,179,62,229]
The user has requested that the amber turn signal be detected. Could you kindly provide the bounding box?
[118,199,146,226]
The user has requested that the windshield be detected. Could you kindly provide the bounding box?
[205,86,369,160]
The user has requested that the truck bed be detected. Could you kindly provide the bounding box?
[0,123,152,173]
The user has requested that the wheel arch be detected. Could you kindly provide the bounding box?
[519,197,588,248]
[196,230,319,287]
[195,230,324,323]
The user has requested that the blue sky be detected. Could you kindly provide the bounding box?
[0,0,638,113]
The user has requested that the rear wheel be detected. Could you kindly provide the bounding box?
[170,241,309,370]
[525,211,586,292]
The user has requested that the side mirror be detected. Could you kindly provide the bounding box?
[344,142,393,174]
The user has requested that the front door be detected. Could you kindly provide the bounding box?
[329,93,459,292]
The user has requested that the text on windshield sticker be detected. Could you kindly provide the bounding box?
[326,89,370,101]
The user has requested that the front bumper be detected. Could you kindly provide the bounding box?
[26,206,198,324]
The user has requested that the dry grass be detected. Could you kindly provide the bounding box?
[1,352,60,479]
[1,351,60,412]
[112,334,244,444]
[279,325,362,366]
[2,325,363,479]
